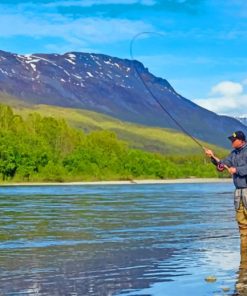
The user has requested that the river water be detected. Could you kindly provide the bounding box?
[0,182,244,296]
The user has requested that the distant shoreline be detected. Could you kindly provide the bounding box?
[0,178,232,186]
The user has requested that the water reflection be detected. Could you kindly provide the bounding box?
[0,183,242,296]
[0,245,184,295]
[233,247,247,295]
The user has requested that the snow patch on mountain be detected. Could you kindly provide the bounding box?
[235,116,247,126]
[86,72,94,78]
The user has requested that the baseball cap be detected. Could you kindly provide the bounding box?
[228,131,246,141]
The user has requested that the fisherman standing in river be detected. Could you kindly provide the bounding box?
[205,131,247,251]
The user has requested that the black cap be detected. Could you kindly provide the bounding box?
[228,131,246,141]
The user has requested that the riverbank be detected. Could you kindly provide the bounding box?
[0,178,232,186]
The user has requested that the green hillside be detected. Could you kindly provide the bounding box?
[0,92,231,183]
[0,92,227,156]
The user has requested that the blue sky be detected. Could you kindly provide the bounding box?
[1,0,247,115]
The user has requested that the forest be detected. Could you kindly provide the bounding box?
[0,104,229,182]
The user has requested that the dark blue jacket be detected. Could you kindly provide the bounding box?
[222,144,247,189]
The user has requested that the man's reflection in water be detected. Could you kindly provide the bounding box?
[233,238,247,295]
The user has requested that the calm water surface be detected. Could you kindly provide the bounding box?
[0,182,244,296]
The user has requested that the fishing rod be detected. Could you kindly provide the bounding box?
[130,32,228,171]
[129,32,204,150]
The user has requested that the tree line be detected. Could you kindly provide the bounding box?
[0,104,228,182]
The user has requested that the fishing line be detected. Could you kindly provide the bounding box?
[129,32,204,151]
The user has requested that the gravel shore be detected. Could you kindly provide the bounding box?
[0,178,232,186]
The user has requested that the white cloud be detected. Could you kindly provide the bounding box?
[44,0,156,8]
[0,12,154,47]
[194,80,247,116]
[210,81,243,97]
[0,0,155,53]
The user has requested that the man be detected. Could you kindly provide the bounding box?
[205,131,247,251]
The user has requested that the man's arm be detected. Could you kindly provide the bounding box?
[204,148,227,165]
[204,148,234,173]
[235,154,247,176]
[221,154,233,168]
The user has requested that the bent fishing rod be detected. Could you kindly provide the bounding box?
[130,32,227,171]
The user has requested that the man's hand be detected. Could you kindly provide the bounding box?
[227,167,237,175]
[204,148,215,158]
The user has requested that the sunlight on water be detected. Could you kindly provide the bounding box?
[0,182,244,296]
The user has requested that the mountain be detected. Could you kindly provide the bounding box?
[0,49,246,148]
[235,116,247,126]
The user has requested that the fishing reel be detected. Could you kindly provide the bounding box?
[210,157,225,172]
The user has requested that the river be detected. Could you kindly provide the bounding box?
[0,182,244,296]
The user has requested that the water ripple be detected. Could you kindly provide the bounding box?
[0,182,241,296]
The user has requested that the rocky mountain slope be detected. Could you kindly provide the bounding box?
[0,49,246,148]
